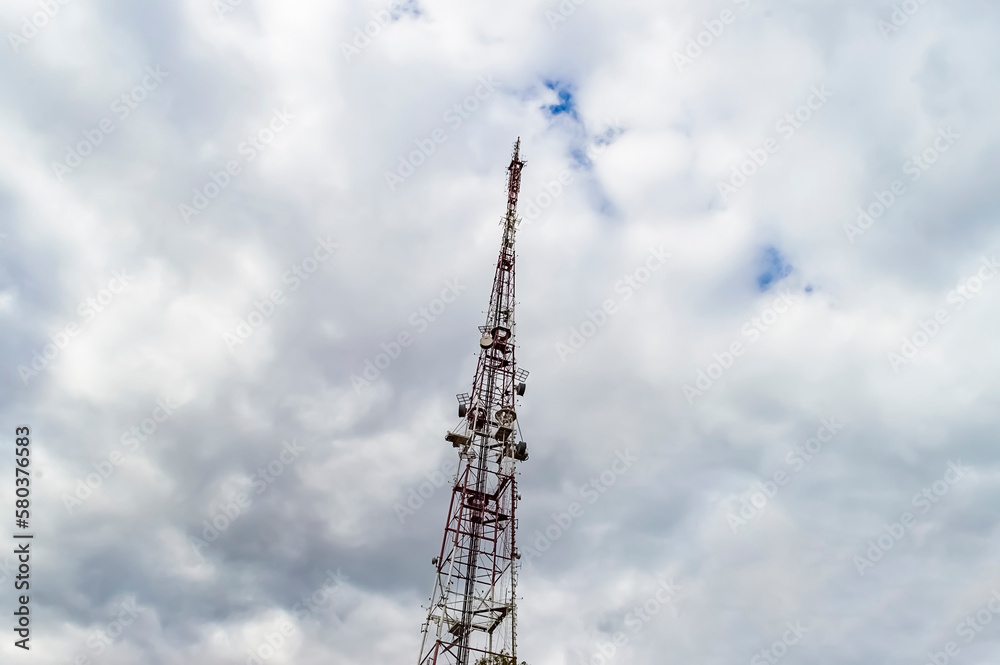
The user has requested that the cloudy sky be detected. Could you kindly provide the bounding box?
[3,0,1000,663]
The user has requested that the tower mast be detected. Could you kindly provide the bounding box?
[417,139,529,665]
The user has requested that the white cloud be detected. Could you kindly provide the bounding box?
[4,0,1000,663]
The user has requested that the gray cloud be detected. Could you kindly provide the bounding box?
[2,0,1000,663]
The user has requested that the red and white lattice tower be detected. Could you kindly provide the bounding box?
[417,139,530,665]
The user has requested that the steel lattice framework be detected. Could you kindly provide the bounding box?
[417,139,529,665]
